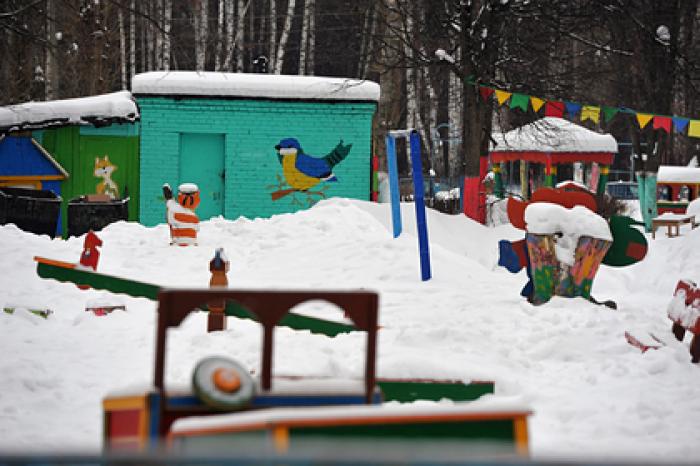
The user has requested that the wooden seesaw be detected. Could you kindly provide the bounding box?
[33,256,357,337]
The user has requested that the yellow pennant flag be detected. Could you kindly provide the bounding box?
[495,90,512,106]
[530,97,545,112]
[636,113,653,129]
[688,120,700,138]
[581,106,600,124]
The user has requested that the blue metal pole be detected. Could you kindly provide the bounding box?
[409,131,432,281]
[386,135,402,238]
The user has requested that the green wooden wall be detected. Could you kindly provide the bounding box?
[137,97,376,226]
[37,123,140,235]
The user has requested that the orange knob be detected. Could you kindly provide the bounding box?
[212,367,241,393]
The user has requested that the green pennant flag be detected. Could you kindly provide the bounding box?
[602,106,620,123]
[510,93,530,112]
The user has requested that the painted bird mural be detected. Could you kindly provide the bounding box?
[271,138,352,200]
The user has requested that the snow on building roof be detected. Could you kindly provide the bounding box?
[490,117,618,153]
[0,91,139,134]
[657,165,700,183]
[131,71,381,102]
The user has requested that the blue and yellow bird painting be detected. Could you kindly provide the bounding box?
[271,138,352,200]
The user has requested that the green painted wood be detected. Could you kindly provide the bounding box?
[179,133,225,220]
[36,261,160,299]
[38,126,140,235]
[36,261,356,337]
[223,302,357,336]
[289,419,517,443]
[138,97,376,226]
[377,380,494,403]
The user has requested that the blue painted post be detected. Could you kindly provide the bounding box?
[409,131,432,281]
[386,135,402,238]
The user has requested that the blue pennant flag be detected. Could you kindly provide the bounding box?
[672,117,690,133]
[565,102,582,118]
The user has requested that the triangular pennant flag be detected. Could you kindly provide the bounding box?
[602,106,619,123]
[672,117,689,133]
[565,102,582,118]
[479,86,494,102]
[495,90,512,106]
[689,120,700,138]
[581,106,600,124]
[530,97,545,112]
[652,116,672,133]
[545,101,565,118]
[636,113,653,129]
[509,93,530,112]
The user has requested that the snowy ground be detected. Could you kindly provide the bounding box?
[1,198,699,462]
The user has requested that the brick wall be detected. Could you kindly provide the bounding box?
[137,97,376,226]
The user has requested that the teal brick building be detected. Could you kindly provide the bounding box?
[132,71,380,225]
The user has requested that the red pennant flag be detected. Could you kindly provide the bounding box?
[545,101,565,118]
[479,86,494,102]
[653,116,672,133]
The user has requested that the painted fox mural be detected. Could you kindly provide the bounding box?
[94,155,119,199]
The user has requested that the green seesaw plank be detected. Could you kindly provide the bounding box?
[223,302,357,337]
[36,259,160,300]
[34,257,357,337]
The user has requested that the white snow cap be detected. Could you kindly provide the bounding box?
[178,183,199,194]
[525,203,612,266]
[132,71,380,102]
[0,91,139,132]
[657,165,700,183]
[490,117,617,153]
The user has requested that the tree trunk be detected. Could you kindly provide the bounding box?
[162,0,172,70]
[273,0,296,74]
[155,0,163,68]
[45,0,58,100]
[237,0,245,71]
[130,0,136,79]
[119,7,127,89]
[215,0,225,70]
[194,0,208,71]
[307,0,315,75]
[298,0,308,74]
[269,0,277,72]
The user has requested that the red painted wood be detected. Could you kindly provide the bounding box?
[108,409,141,437]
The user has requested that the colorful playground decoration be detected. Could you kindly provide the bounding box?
[94,155,120,199]
[208,247,230,332]
[102,288,528,455]
[667,279,700,363]
[386,130,431,281]
[498,186,647,306]
[471,78,700,140]
[163,182,200,246]
[270,138,352,206]
[656,165,700,214]
[76,230,103,290]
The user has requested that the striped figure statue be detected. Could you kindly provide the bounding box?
[163,183,200,246]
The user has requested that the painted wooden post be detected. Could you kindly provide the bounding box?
[208,248,229,332]
[597,165,609,196]
[409,131,432,281]
[386,135,402,238]
[493,163,504,199]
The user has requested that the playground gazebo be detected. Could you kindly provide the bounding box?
[489,117,618,198]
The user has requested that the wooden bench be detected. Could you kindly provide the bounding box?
[651,214,696,239]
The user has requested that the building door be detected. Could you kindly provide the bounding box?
[179,133,225,220]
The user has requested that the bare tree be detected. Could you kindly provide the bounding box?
[273,0,296,74]
[193,0,208,71]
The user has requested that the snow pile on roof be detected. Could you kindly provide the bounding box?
[524,203,612,266]
[0,91,139,133]
[490,117,617,153]
[131,71,380,102]
[657,165,700,183]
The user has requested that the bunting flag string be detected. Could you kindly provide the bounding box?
[469,78,700,139]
